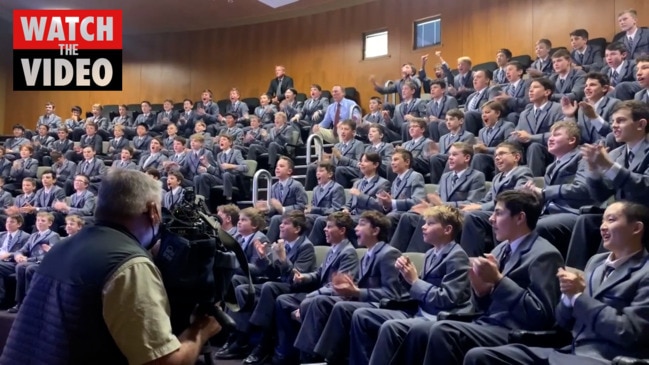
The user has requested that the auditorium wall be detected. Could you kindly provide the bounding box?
[3,0,649,133]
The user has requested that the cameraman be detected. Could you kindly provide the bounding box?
[0,169,221,365]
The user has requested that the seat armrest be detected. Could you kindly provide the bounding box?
[437,311,482,322]
[508,329,572,348]
[613,357,649,365]
[379,299,419,313]
[579,205,605,214]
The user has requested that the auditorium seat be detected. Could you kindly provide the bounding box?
[242,97,260,112]
[314,246,330,267]
[484,181,492,192]
[150,104,164,114]
[36,166,49,179]
[322,90,333,102]
[344,189,351,202]
[587,37,608,51]
[296,93,307,103]
[216,99,229,115]
[402,252,425,272]
[550,47,568,56]
[510,55,532,69]
[306,190,313,205]
[473,61,498,73]
[533,176,544,188]
[356,247,367,259]
[425,184,438,195]
[173,102,184,112]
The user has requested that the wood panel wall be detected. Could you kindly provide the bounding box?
[3,0,649,133]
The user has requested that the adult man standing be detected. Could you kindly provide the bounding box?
[0,169,221,365]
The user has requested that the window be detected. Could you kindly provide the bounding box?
[363,30,388,59]
[414,17,441,49]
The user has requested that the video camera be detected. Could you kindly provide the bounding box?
[152,187,250,334]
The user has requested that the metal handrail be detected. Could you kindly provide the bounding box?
[252,169,272,206]
[306,133,323,165]
[384,80,396,105]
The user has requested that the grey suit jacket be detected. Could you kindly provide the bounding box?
[37,114,62,130]
[0,231,30,255]
[18,230,62,262]
[225,101,250,124]
[388,98,427,132]
[237,230,270,276]
[164,152,187,175]
[138,152,168,171]
[571,46,604,72]
[475,233,563,331]
[481,166,534,211]
[85,115,109,131]
[195,101,221,125]
[464,88,491,112]
[9,158,38,180]
[163,188,184,210]
[219,127,244,146]
[111,160,139,170]
[268,178,308,215]
[356,242,407,302]
[302,240,359,296]
[54,160,77,184]
[635,88,649,104]
[75,159,107,182]
[513,102,564,145]
[281,100,303,121]
[410,242,472,318]
[346,175,391,215]
[299,97,330,122]
[576,96,620,145]
[262,124,301,154]
[364,142,394,168]
[4,137,29,153]
[501,80,532,113]
[441,64,474,93]
[374,76,422,101]
[614,28,649,59]
[255,235,316,284]
[68,190,96,216]
[542,150,591,215]
[34,186,66,211]
[601,60,637,86]
[0,159,10,179]
[310,181,345,216]
[13,193,36,208]
[80,134,103,153]
[254,105,277,125]
[556,250,649,361]
[0,191,12,209]
[109,115,134,129]
[156,110,179,125]
[390,169,426,212]
[587,138,649,206]
[132,135,153,154]
[333,139,364,167]
[212,149,248,176]
[426,96,459,119]
[438,130,475,154]
[478,120,516,154]
[51,139,73,155]
[550,69,587,102]
[108,137,129,158]
[530,57,553,76]
[402,137,435,161]
[182,148,215,180]
[32,135,54,152]
[439,169,486,207]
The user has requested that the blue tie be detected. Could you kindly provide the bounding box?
[278,184,284,201]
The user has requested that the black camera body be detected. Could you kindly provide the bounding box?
[154,187,239,333]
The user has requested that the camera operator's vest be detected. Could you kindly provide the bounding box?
[1,223,148,365]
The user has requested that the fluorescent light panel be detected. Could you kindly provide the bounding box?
[258,0,299,8]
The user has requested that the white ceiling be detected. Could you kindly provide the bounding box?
[0,0,378,34]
